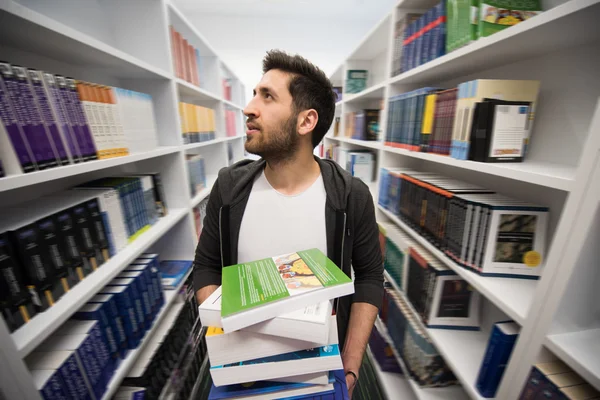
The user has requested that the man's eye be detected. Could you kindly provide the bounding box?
[265,93,272,99]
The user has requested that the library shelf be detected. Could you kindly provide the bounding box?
[383,271,487,400]
[101,269,192,400]
[12,208,189,357]
[366,348,416,400]
[545,329,600,391]
[176,78,222,103]
[325,136,383,151]
[378,206,535,325]
[389,0,600,86]
[343,82,387,103]
[382,146,576,191]
[181,135,243,151]
[222,98,245,110]
[374,317,469,400]
[0,1,172,80]
[0,146,181,193]
[190,185,212,208]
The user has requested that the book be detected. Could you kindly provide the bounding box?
[476,321,520,397]
[429,87,458,155]
[208,378,334,400]
[345,70,368,94]
[158,260,193,289]
[64,77,97,162]
[122,266,158,316]
[446,0,479,52]
[99,285,141,349]
[108,277,148,331]
[392,14,421,76]
[479,0,541,38]
[84,296,128,358]
[31,369,70,400]
[206,314,338,366]
[127,262,165,312]
[199,286,333,344]
[220,248,353,332]
[210,345,343,387]
[450,79,540,160]
[346,152,375,183]
[118,271,154,326]
[369,324,402,373]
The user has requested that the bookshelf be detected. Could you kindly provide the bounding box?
[325,0,600,398]
[0,0,247,398]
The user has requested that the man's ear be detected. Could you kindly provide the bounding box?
[297,109,318,138]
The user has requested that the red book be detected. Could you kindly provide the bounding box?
[170,26,179,78]
[181,38,190,82]
[188,44,199,86]
[175,31,184,79]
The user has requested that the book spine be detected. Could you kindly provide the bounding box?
[76,336,103,399]
[66,78,97,161]
[71,203,98,272]
[56,75,92,162]
[85,198,110,263]
[170,26,179,77]
[7,65,58,170]
[42,72,83,163]
[112,289,140,348]
[476,326,517,397]
[195,49,202,86]
[27,69,70,166]
[58,353,94,400]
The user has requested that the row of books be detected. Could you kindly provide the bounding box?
[179,102,217,144]
[392,1,446,76]
[343,109,380,141]
[384,79,540,162]
[0,174,168,332]
[519,359,600,400]
[0,62,160,177]
[224,108,237,137]
[379,221,482,330]
[170,26,203,87]
[369,324,402,374]
[117,280,204,400]
[379,168,548,279]
[393,0,541,76]
[197,249,354,398]
[26,253,168,400]
[186,154,207,197]
[193,198,209,239]
[324,147,376,183]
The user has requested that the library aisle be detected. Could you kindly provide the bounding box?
[0,0,599,399]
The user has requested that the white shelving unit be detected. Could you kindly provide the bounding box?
[325,0,600,398]
[0,0,248,398]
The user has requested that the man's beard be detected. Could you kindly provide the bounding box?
[245,112,299,163]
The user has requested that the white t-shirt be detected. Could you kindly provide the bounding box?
[237,170,327,263]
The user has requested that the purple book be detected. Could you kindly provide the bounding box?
[55,75,93,162]
[0,62,37,173]
[28,69,70,166]
[9,65,59,169]
[42,72,83,163]
[66,78,97,161]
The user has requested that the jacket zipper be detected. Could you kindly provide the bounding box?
[340,212,347,271]
[219,206,224,268]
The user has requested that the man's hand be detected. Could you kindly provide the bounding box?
[345,372,357,399]
[196,284,218,305]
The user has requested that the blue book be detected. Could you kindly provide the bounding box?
[108,277,147,331]
[414,16,425,69]
[75,303,121,364]
[476,321,519,398]
[431,0,447,61]
[402,24,414,72]
[422,8,434,65]
[210,345,343,387]
[208,373,334,400]
[126,262,162,312]
[281,370,349,400]
[118,271,154,325]
[378,168,391,208]
[158,260,193,289]
[99,285,140,348]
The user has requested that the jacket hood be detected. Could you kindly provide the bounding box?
[217,156,353,210]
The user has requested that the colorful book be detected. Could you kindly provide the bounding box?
[220,249,353,332]
[479,0,541,38]
[210,345,343,387]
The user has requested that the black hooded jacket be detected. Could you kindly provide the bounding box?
[192,157,383,347]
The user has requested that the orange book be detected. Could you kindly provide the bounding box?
[182,39,190,82]
[189,43,199,86]
[170,26,180,78]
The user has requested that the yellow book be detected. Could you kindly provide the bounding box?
[209,108,216,134]
[198,106,207,138]
[451,79,540,160]
[421,94,437,151]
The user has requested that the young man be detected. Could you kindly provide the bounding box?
[193,50,383,396]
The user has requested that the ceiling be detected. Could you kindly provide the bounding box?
[172,0,397,22]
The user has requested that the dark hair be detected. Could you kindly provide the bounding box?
[263,50,336,148]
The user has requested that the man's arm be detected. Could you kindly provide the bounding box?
[193,178,225,304]
[343,180,384,394]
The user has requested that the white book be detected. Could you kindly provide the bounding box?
[199,286,333,344]
[206,315,337,366]
[210,344,343,387]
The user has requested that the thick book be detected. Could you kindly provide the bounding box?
[206,314,338,366]
[476,321,519,398]
[220,249,352,332]
[208,378,334,400]
[200,286,333,344]
[210,345,343,387]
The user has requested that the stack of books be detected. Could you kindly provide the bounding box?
[344,110,380,140]
[378,168,549,279]
[0,62,160,177]
[26,253,168,400]
[170,26,203,87]
[518,360,600,400]
[199,248,355,399]
[186,154,207,197]
[384,80,541,162]
[179,102,217,144]
[0,176,167,333]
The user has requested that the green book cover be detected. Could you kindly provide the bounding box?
[479,0,541,38]
[221,249,351,318]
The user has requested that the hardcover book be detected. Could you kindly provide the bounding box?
[476,321,519,397]
[158,260,193,289]
[210,345,343,387]
[220,248,353,332]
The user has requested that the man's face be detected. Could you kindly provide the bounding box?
[243,69,299,161]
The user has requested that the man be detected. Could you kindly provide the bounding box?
[193,50,383,397]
